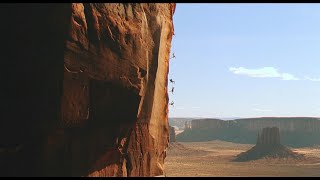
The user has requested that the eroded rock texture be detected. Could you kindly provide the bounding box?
[257,127,280,145]
[1,3,175,177]
[234,127,303,162]
[169,126,176,142]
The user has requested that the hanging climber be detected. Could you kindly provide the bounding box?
[170,53,176,59]
[170,87,174,94]
[169,101,174,107]
[169,78,175,84]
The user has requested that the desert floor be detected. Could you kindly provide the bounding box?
[164,140,320,177]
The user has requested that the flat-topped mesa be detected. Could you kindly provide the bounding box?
[257,127,280,145]
[177,117,320,147]
[169,126,176,142]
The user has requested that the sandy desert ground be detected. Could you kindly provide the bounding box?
[164,140,320,177]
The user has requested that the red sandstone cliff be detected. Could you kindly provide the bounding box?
[0,3,175,177]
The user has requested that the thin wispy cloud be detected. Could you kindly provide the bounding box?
[229,67,299,81]
[176,107,185,110]
[253,108,273,112]
[304,76,320,82]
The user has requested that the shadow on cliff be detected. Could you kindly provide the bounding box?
[0,4,140,177]
[0,3,72,176]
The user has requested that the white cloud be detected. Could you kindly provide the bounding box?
[281,73,300,81]
[304,76,320,82]
[229,67,299,81]
[253,108,273,112]
[176,107,185,110]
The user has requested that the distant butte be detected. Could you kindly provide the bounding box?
[233,127,304,162]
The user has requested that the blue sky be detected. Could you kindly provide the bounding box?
[168,3,320,118]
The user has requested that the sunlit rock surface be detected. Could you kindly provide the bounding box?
[1,3,175,177]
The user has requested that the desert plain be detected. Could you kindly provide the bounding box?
[164,140,320,177]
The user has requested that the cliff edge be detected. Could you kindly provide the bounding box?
[0,3,175,177]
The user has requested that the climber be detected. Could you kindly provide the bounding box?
[169,101,174,107]
[170,53,176,59]
[169,79,175,84]
[170,87,174,94]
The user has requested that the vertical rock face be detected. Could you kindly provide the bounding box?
[189,118,320,133]
[191,119,226,129]
[258,127,280,145]
[169,126,176,142]
[1,3,175,177]
[185,121,191,129]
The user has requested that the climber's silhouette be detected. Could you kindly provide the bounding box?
[170,87,174,94]
[170,53,176,59]
[169,101,174,107]
[169,79,175,84]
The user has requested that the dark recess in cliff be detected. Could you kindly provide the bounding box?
[0,3,72,176]
[0,3,175,177]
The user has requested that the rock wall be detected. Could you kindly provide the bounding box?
[191,118,227,129]
[169,126,176,142]
[240,117,320,132]
[0,3,175,177]
[190,117,320,133]
[177,118,320,147]
[257,127,280,145]
[168,118,193,130]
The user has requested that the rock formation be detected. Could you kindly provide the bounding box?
[184,121,191,129]
[1,3,175,177]
[233,127,303,162]
[177,117,320,147]
[189,117,320,133]
[168,118,193,130]
[169,126,176,142]
[257,127,280,145]
[191,118,225,129]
